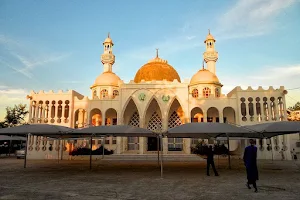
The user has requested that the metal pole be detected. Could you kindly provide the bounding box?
[227,133,231,169]
[102,136,105,159]
[157,135,160,166]
[57,139,60,163]
[8,135,12,156]
[90,135,93,170]
[60,139,64,160]
[160,134,164,178]
[24,133,29,168]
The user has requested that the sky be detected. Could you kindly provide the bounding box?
[0,0,300,120]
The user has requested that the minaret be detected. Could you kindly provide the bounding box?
[203,29,218,74]
[101,33,115,72]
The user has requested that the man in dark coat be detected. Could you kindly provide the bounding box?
[243,139,258,192]
[207,145,219,176]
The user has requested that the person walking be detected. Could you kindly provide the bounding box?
[243,139,258,192]
[206,145,219,176]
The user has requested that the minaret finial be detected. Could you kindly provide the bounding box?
[202,60,205,70]
[156,48,159,58]
[208,29,210,35]
[108,32,110,38]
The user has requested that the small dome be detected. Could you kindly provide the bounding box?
[92,72,120,87]
[190,69,221,86]
[103,33,113,45]
[134,56,181,83]
[204,31,216,43]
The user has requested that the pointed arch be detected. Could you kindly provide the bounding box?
[167,97,185,124]
[121,97,141,124]
[144,97,162,123]
[142,95,163,121]
[123,98,140,125]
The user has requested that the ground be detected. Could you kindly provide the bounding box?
[0,157,299,200]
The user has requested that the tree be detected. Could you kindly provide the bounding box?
[287,102,300,121]
[288,102,300,111]
[0,104,29,128]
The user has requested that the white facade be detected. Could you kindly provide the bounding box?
[26,32,299,160]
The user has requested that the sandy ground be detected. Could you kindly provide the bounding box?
[0,157,299,200]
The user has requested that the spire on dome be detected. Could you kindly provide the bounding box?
[156,48,159,58]
[202,60,205,70]
[204,29,215,43]
[108,32,110,38]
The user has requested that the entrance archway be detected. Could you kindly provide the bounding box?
[145,98,162,151]
[167,98,185,151]
[123,99,140,151]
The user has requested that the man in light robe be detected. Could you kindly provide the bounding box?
[243,139,258,192]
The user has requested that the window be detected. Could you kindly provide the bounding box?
[93,90,97,98]
[192,89,198,98]
[113,90,119,98]
[215,88,220,97]
[105,139,110,144]
[100,89,108,99]
[202,87,211,98]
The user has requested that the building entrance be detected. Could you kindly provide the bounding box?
[147,137,160,151]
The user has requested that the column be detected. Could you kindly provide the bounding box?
[219,112,224,123]
[139,117,145,154]
[203,110,207,122]
[78,109,84,128]
[101,112,106,126]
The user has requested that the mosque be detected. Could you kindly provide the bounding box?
[26,31,296,160]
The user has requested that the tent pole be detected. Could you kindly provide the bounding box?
[157,135,160,167]
[160,134,163,178]
[60,139,63,160]
[227,133,231,170]
[102,136,105,159]
[57,139,60,163]
[24,133,29,168]
[90,135,93,170]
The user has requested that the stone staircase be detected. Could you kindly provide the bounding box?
[100,154,205,161]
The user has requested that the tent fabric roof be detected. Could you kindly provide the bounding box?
[243,121,300,138]
[0,124,73,136]
[164,123,256,138]
[0,135,26,141]
[70,125,156,137]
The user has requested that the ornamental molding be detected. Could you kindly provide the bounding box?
[162,95,170,102]
[138,93,146,101]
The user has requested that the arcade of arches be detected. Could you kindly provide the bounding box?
[73,99,236,154]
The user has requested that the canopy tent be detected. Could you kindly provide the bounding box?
[0,124,74,136]
[243,121,300,138]
[164,122,256,138]
[0,135,26,141]
[70,125,156,137]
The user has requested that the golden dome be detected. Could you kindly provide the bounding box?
[190,69,221,86]
[134,53,181,83]
[91,72,120,88]
[204,29,216,43]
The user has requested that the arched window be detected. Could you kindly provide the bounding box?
[64,100,70,119]
[192,89,198,98]
[93,90,97,98]
[113,90,119,98]
[215,88,220,97]
[51,101,56,119]
[202,87,211,98]
[100,89,108,99]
